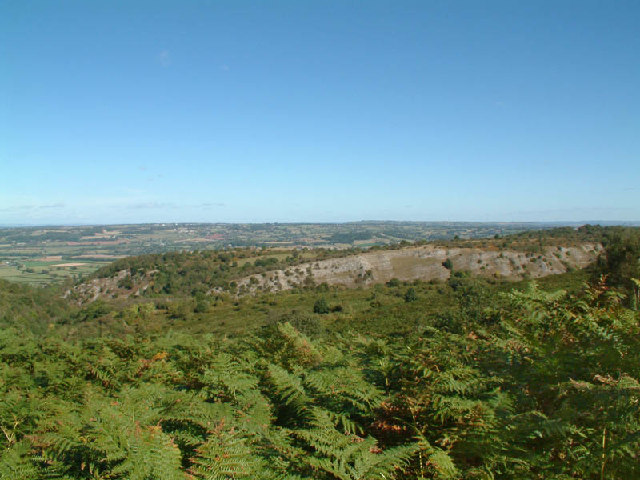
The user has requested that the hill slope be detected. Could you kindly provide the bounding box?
[234,243,600,294]
[68,240,601,303]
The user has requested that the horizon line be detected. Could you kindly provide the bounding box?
[1,220,639,229]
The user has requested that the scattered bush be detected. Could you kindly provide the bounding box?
[313,297,330,314]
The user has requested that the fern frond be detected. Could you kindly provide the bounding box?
[190,425,262,479]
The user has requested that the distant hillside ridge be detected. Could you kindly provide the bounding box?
[231,243,601,295]
[67,240,601,304]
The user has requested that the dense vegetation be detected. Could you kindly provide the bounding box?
[1,227,639,479]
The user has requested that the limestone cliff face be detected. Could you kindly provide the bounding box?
[235,243,601,294]
[68,243,602,303]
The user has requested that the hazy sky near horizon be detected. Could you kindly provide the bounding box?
[1,0,639,225]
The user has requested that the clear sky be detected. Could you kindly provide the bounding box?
[1,0,639,225]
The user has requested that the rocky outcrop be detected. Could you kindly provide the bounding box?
[234,243,601,294]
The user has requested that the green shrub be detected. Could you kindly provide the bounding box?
[313,297,330,314]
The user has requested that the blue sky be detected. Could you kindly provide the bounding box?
[1,0,638,225]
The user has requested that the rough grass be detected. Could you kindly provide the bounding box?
[389,255,442,276]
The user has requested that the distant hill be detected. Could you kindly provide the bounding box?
[67,226,610,304]
[0,221,627,285]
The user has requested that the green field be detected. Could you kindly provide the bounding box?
[0,259,110,285]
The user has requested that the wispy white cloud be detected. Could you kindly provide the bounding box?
[157,50,171,67]
[0,202,66,212]
[503,206,636,222]
[39,202,66,209]
[127,202,177,210]
[146,174,164,182]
